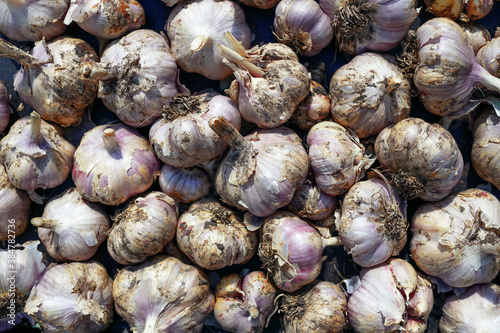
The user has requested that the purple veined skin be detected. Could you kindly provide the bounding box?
[158,164,211,203]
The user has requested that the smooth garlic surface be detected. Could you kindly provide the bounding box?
[158,164,212,203]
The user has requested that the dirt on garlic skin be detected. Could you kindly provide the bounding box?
[0,292,27,319]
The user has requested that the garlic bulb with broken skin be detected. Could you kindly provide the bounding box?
[411,188,500,288]
[476,37,500,78]
[32,187,110,262]
[0,80,11,134]
[286,177,337,221]
[292,80,331,131]
[472,109,500,190]
[113,255,214,332]
[0,112,75,204]
[24,260,114,333]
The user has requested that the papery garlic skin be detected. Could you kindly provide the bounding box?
[330,53,411,139]
[333,0,419,55]
[0,241,47,331]
[166,0,251,80]
[25,261,114,333]
[472,109,500,190]
[107,191,178,265]
[0,0,69,41]
[64,0,145,41]
[113,255,215,333]
[477,37,500,77]
[460,21,491,55]
[307,121,375,196]
[337,177,407,267]
[466,0,494,20]
[99,29,189,128]
[292,80,331,131]
[176,198,258,270]
[0,164,31,241]
[439,283,500,332]
[32,187,110,262]
[274,0,334,56]
[0,112,75,203]
[0,80,11,134]
[424,0,464,20]
[347,258,433,332]
[214,271,276,333]
[375,117,463,201]
[281,281,347,333]
[72,123,160,206]
[286,177,337,221]
[158,164,211,203]
[414,18,500,118]
[150,92,241,167]
[411,188,500,288]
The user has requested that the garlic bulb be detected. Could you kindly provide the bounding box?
[150,92,241,167]
[411,188,500,288]
[25,260,114,333]
[472,109,500,190]
[477,37,500,77]
[0,241,47,330]
[307,121,375,196]
[292,80,331,131]
[158,164,211,203]
[0,36,100,126]
[439,283,500,332]
[414,17,500,118]
[375,117,463,201]
[113,255,215,332]
[72,123,160,205]
[166,0,251,80]
[286,177,337,221]
[107,191,178,265]
[280,281,347,333]
[176,198,258,270]
[466,0,494,20]
[0,112,75,204]
[214,271,276,333]
[332,0,419,55]
[0,164,31,241]
[239,0,281,8]
[273,0,334,56]
[219,36,310,128]
[337,176,407,267]
[0,80,11,134]
[0,0,69,41]
[259,211,341,292]
[424,0,464,20]
[209,117,309,217]
[64,0,145,41]
[347,258,434,332]
[330,52,411,139]
[459,21,492,55]
[98,29,189,128]
[31,187,110,262]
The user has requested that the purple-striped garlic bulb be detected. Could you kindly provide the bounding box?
[166,0,251,80]
[259,211,341,292]
[72,123,160,206]
[214,271,276,333]
[158,164,211,203]
[31,187,110,262]
[98,29,189,128]
[307,121,375,196]
[107,191,178,265]
[292,80,331,131]
[176,198,258,270]
[337,176,407,267]
[476,37,500,77]
[0,112,75,203]
[0,80,11,134]
[286,177,337,221]
[150,92,240,167]
[375,117,463,201]
[347,258,434,332]
[64,0,145,41]
[329,52,411,139]
[411,188,500,288]
[0,0,69,41]
[472,109,500,190]
[0,36,100,126]
[209,117,309,217]
[113,255,214,332]
[273,0,334,56]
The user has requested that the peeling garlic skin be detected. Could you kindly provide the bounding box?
[166,0,251,80]
[411,188,500,288]
[329,53,411,139]
[459,21,491,55]
[286,177,337,220]
[439,283,500,333]
[64,0,145,41]
[0,0,69,41]
[214,271,276,333]
[113,255,215,333]
[0,80,11,133]
[476,37,500,77]
[176,198,258,270]
[292,80,331,131]
[472,109,500,190]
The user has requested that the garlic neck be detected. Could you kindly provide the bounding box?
[474,62,500,93]
[208,117,251,151]
[191,35,208,52]
[143,315,158,333]
[30,112,44,145]
[0,38,39,67]
[102,128,121,155]
[31,218,58,229]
